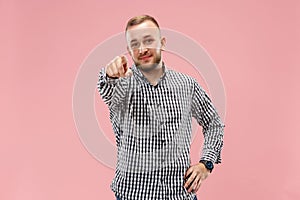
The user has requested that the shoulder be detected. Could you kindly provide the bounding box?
[166,68,197,86]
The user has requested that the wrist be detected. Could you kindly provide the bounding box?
[199,160,214,173]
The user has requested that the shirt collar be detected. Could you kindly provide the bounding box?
[131,62,168,86]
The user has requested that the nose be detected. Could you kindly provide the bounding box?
[138,44,147,53]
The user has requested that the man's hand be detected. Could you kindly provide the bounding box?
[105,55,133,78]
[184,163,211,193]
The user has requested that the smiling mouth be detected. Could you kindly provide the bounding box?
[139,55,152,60]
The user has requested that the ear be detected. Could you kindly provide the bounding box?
[160,37,166,51]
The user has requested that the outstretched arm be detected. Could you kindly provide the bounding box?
[97,55,132,109]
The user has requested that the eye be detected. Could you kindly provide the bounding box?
[130,42,139,49]
[144,39,154,45]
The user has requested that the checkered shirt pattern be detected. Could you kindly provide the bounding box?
[97,63,225,200]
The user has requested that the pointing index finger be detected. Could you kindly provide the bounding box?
[121,55,128,70]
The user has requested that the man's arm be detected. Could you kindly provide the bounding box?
[97,55,132,109]
[97,67,121,107]
[191,80,225,163]
[192,82,224,163]
[184,80,225,193]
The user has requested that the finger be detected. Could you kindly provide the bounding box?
[121,55,128,70]
[184,167,193,179]
[115,56,125,77]
[184,172,196,189]
[111,62,120,77]
[184,168,193,188]
[194,179,202,193]
[184,174,191,188]
[106,66,113,78]
[188,174,200,193]
[121,55,129,77]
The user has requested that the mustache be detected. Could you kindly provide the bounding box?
[138,53,152,59]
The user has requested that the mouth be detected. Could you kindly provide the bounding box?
[139,55,152,61]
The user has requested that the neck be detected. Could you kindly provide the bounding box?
[140,61,164,86]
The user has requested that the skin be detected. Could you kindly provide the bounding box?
[184,163,210,193]
[106,20,166,86]
[105,20,211,194]
[125,22,165,72]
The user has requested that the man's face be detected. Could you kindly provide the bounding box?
[126,20,166,71]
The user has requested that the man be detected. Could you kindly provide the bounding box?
[97,15,224,200]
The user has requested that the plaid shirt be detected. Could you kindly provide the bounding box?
[97,63,224,200]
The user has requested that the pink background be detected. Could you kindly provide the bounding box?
[1,0,300,199]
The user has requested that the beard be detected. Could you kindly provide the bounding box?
[134,51,162,72]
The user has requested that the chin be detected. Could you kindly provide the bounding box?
[135,57,161,71]
[139,63,156,71]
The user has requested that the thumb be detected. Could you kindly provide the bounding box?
[125,68,133,77]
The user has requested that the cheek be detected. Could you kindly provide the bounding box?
[148,48,158,55]
[153,48,161,57]
[131,53,140,62]
[133,52,139,59]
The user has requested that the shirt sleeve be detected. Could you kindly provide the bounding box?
[191,80,225,164]
[97,67,128,112]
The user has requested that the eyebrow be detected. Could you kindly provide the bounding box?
[130,39,138,43]
[143,35,153,39]
[130,35,154,43]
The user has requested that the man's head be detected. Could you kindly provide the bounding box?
[125,15,166,71]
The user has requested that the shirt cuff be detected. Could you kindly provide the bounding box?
[98,67,119,87]
[200,148,222,164]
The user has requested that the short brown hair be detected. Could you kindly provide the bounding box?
[125,15,160,31]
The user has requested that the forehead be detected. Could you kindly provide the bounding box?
[126,21,160,41]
